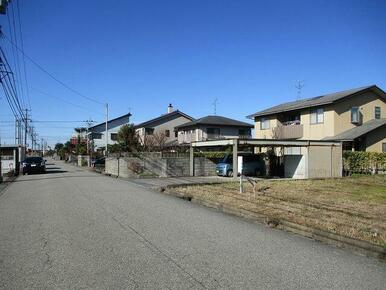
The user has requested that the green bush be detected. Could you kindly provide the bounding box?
[194,151,228,159]
[343,151,386,173]
[81,159,88,167]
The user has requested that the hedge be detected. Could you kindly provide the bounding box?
[343,151,386,173]
[194,151,228,159]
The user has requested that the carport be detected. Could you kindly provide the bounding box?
[189,139,342,179]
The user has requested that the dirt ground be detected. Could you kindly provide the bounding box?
[170,175,386,247]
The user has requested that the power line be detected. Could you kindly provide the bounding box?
[7,3,25,109]
[2,33,104,105]
[30,85,102,114]
[16,0,31,110]
[30,120,98,123]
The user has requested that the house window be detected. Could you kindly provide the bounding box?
[207,128,220,139]
[383,143,386,152]
[92,133,102,139]
[207,128,220,134]
[375,106,381,119]
[145,128,154,135]
[351,107,360,124]
[110,133,118,141]
[165,130,170,137]
[260,118,270,130]
[310,108,324,124]
[175,131,178,138]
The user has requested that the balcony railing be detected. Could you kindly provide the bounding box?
[206,134,223,140]
[273,124,303,139]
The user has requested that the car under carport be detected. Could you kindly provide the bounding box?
[188,139,342,179]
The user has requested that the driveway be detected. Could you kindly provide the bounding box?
[0,159,385,289]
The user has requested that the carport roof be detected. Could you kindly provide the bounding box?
[324,118,386,141]
[191,138,341,147]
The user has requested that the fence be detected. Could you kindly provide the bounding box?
[105,154,218,178]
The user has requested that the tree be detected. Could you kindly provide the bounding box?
[117,124,140,152]
[55,143,64,151]
[144,132,168,151]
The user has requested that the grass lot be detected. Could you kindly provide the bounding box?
[170,175,386,247]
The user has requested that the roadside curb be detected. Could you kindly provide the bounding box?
[161,187,386,262]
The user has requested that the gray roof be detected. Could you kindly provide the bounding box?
[134,110,194,129]
[89,113,132,131]
[175,115,254,130]
[247,85,386,119]
[324,118,386,141]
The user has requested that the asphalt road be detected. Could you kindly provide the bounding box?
[0,160,385,289]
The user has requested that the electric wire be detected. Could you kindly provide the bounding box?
[3,33,104,105]
[16,0,31,110]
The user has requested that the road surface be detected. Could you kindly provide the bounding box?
[0,160,385,289]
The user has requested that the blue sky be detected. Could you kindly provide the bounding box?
[1,0,386,145]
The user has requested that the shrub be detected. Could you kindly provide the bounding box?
[128,161,143,174]
[194,151,228,159]
[343,151,386,173]
[81,159,88,167]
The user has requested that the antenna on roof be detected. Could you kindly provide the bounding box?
[212,97,218,115]
[295,80,305,100]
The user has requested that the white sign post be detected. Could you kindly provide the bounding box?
[238,156,243,193]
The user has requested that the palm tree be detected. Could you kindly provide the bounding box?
[117,124,139,152]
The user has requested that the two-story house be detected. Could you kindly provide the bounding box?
[88,113,132,150]
[175,115,253,144]
[248,85,386,152]
[135,104,194,146]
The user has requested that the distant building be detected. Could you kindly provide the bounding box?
[70,127,87,145]
[135,104,194,147]
[0,145,25,176]
[175,115,253,144]
[89,113,132,150]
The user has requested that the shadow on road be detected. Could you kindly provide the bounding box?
[45,170,68,174]
[13,175,102,182]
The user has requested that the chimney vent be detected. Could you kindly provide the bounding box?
[167,103,174,113]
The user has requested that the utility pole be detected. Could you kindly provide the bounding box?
[30,127,33,151]
[105,103,108,156]
[14,118,18,144]
[24,109,29,153]
[85,119,95,155]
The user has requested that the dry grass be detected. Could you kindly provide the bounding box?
[170,175,386,247]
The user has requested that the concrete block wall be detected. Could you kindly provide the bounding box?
[105,155,218,178]
[194,157,217,176]
[165,158,190,177]
[105,157,119,176]
[77,155,90,167]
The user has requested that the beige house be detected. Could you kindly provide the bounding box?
[175,115,253,144]
[135,104,194,147]
[248,85,386,152]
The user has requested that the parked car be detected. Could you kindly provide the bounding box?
[22,157,46,175]
[91,157,105,167]
[216,154,266,177]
